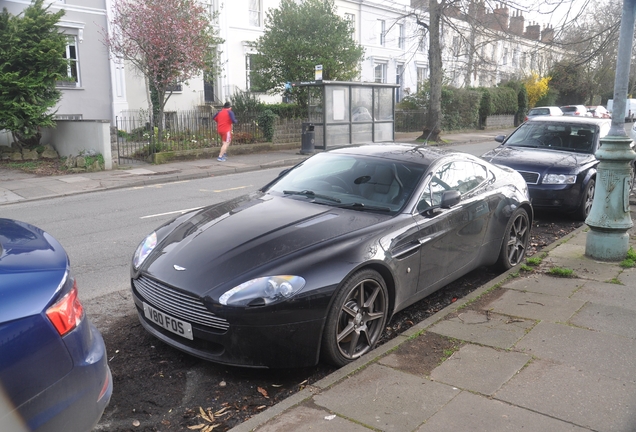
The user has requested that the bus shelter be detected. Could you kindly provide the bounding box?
[291,80,399,151]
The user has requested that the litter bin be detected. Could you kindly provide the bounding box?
[301,123,315,154]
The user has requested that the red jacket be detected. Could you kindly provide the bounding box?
[213,108,237,134]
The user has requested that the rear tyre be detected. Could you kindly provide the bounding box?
[495,208,530,271]
[575,179,595,221]
[321,269,388,367]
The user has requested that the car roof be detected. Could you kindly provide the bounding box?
[526,116,610,126]
[327,143,468,166]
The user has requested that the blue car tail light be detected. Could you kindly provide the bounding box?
[46,280,84,336]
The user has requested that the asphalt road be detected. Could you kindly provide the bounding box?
[0,168,281,302]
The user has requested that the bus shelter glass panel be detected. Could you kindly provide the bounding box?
[352,123,372,143]
[374,123,393,142]
[351,87,373,122]
[374,87,393,120]
[326,86,350,123]
[326,124,351,146]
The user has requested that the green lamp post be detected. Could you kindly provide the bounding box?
[585,0,636,260]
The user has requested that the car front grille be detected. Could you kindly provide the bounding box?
[134,276,229,331]
[517,171,540,185]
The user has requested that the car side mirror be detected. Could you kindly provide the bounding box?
[440,190,461,208]
[494,135,506,143]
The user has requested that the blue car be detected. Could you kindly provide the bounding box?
[0,219,112,431]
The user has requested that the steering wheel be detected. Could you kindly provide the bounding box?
[327,176,352,193]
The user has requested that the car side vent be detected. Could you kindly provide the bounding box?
[517,171,540,185]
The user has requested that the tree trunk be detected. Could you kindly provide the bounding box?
[423,0,443,142]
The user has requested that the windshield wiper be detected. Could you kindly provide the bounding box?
[283,190,341,203]
[332,202,392,212]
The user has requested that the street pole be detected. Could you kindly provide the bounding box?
[585,0,636,260]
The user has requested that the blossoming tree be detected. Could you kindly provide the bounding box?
[104,0,222,135]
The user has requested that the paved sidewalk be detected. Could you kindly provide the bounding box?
[0,128,515,206]
[231,216,636,432]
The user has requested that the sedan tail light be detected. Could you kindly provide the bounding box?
[46,280,85,336]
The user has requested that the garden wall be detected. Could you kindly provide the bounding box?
[41,120,112,169]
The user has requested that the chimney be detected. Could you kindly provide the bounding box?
[468,0,486,22]
[541,24,555,43]
[509,10,524,36]
[524,22,541,40]
[493,3,509,32]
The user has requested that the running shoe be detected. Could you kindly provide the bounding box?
[217,156,226,162]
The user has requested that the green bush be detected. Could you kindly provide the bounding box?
[230,90,262,116]
[440,87,480,131]
[261,103,304,119]
[258,110,278,141]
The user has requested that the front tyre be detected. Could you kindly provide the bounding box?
[321,269,388,367]
[575,179,595,221]
[496,208,530,271]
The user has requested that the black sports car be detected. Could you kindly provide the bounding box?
[130,144,532,368]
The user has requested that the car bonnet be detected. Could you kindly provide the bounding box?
[483,145,596,171]
[141,193,390,296]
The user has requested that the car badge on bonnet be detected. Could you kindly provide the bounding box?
[173,265,186,271]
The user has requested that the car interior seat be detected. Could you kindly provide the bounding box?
[360,165,401,204]
[572,129,593,150]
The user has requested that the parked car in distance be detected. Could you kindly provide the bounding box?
[0,219,112,432]
[560,105,591,117]
[586,105,610,118]
[607,98,636,122]
[482,117,613,221]
[524,106,563,121]
[130,144,532,368]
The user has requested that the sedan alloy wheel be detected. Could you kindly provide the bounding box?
[497,208,530,270]
[322,269,388,366]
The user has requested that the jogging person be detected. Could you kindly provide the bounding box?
[213,101,237,162]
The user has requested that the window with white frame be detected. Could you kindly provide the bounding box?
[417,66,427,92]
[503,47,508,65]
[378,20,385,46]
[512,49,519,67]
[344,13,355,38]
[57,35,79,87]
[398,24,405,49]
[374,62,387,83]
[249,0,262,27]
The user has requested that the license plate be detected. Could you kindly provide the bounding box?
[143,302,193,340]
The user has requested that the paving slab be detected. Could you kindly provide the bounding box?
[570,302,636,339]
[428,310,534,349]
[502,274,586,297]
[417,390,589,432]
[57,175,92,183]
[541,236,623,282]
[430,344,531,396]
[484,289,586,322]
[255,404,370,432]
[4,186,56,199]
[0,188,25,204]
[571,279,636,311]
[619,268,636,287]
[515,321,636,382]
[313,364,459,432]
[495,359,636,431]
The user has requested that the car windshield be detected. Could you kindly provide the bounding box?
[266,152,427,213]
[529,108,549,115]
[504,122,598,153]
[561,107,577,113]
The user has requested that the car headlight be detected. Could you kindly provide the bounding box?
[543,174,576,184]
[219,276,306,307]
[133,232,157,269]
